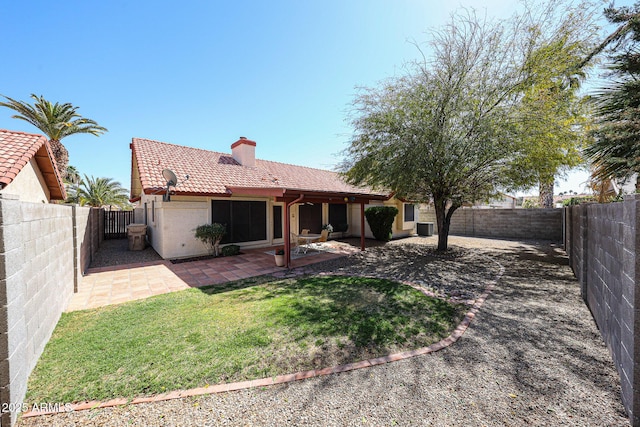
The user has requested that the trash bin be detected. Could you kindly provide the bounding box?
[417,222,434,237]
[127,223,147,251]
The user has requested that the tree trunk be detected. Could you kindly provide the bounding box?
[48,139,69,181]
[539,179,555,208]
[434,197,459,251]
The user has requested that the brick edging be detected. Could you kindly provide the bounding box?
[22,256,505,419]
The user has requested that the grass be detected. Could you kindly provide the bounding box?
[26,275,466,404]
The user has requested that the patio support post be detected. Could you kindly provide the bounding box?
[285,204,291,267]
[285,194,305,268]
[360,201,366,251]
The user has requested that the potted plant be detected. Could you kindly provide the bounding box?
[274,247,285,267]
[322,223,333,240]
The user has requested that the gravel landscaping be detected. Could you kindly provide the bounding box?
[89,239,162,268]
[19,236,629,426]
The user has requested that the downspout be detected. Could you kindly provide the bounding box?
[285,194,305,268]
[360,201,366,251]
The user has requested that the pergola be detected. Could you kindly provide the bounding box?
[227,186,390,268]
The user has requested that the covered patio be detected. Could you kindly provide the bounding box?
[228,186,389,268]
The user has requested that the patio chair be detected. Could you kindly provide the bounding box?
[312,229,329,244]
[290,232,302,254]
[301,229,310,235]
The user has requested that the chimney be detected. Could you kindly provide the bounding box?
[231,136,256,167]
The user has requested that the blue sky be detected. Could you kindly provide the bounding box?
[1,0,632,195]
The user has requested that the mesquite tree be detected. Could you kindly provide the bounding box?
[342,1,600,250]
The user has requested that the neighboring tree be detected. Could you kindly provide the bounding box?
[342,2,598,250]
[0,94,107,180]
[506,28,597,207]
[77,175,130,209]
[522,199,540,209]
[343,14,521,250]
[65,165,81,184]
[64,165,82,204]
[585,2,640,190]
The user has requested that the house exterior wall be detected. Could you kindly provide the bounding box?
[141,194,283,259]
[0,159,50,203]
[142,193,413,259]
[349,198,415,240]
[141,195,210,259]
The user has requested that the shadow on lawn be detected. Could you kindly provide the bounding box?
[272,240,626,424]
[203,275,464,365]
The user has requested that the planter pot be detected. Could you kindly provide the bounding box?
[274,254,285,267]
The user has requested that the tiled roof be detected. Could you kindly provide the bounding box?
[130,138,389,199]
[0,129,65,200]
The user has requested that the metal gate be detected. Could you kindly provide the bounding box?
[104,210,135,239]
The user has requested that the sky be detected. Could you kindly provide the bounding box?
[2,0,635,196]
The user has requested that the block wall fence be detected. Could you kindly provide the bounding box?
[0,195,102,427]
[418,206,563,241]
[564,195,640,427]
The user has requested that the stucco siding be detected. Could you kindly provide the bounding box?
[0,159,50,203]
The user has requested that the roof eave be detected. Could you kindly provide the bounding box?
[34,140,66,200]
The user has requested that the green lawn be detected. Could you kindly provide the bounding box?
[26,275,466,404]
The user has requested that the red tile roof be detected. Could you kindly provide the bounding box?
[0,129,66,200]
[130,138,389,200]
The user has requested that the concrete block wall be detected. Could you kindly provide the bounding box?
[0,196,101,426]
[418,206,562,241]
[564,196,640,426]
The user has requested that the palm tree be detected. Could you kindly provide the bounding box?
[65,165,81,185]
[63,165,82,204]
[78,175,130,210]
[0,94,107,180]
[585,3,640,191]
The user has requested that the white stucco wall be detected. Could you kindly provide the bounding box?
[142,194,285,259]
[141,195,210,259]
[349,198,415,239]
[142,193,416,259]
[0,159,50,203]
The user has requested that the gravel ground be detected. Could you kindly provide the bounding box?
[20,236,628,426]
[89,239,163,268]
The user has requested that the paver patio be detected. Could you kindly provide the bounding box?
[67,243,355,312]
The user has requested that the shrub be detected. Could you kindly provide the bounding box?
[365,206,398,241]
[194,223,226,256]
[221,244,240,257]
[562,196,595,206]
[275,247,285,255]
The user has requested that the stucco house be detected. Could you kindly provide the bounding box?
[0,129,66,203]
[129,137,417,261]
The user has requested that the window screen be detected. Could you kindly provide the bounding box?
[404,204,415,222]
[212,200,267,243]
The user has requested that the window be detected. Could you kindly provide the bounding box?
[404,204,415,222]
[298,203,322,233]
[273,205,283,239]
[329,204,348,232]
[212,200,267,243]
